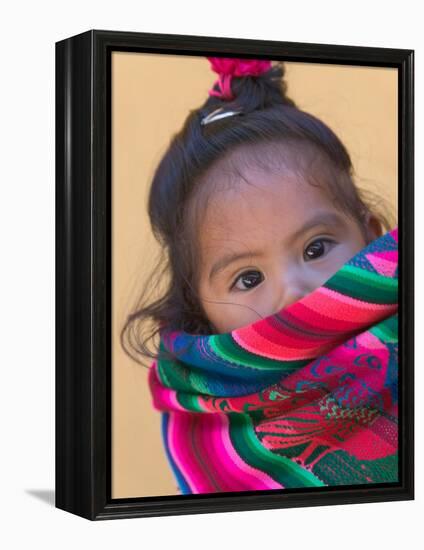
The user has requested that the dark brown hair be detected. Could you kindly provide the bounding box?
[120,60,395,368]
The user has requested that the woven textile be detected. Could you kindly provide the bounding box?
[148,227,399,494]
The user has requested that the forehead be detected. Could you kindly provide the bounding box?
[202,176,334,248]
[196,144,337,241]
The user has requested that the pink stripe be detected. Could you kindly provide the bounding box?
[178,413,225,493]
[288,301,376,332]
[148,362,187,412]
[258,317,332,347]
[390,227,398,242]
[232,294,396,361]
[198,415,235,492]
[169,412,283,493]
[167,412,205,493]
[233,323,345,361]
[234,315,331,347]
[168,390,187,411]
[303,287,396,321]
[217,414,283,490]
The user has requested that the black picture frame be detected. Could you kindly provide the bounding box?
[55,29,414,521]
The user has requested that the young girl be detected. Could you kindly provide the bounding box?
[121,58,398,495]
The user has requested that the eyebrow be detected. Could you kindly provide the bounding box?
[208,211,346,281]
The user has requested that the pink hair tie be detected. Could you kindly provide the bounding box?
[206,57,272,101]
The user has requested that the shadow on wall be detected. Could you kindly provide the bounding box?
[26,489,55,507]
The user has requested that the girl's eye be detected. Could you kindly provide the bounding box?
[304,238,336,261]
[231,270,264,291]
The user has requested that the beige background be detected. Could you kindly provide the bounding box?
[112,52,398,498]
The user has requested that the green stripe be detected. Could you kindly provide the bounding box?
[158,341,214,394]
[210,333,307,372]
[271,416,320,423]
[326,265,398,304]
[176,392,203,412]
[342,264,398,289]
[228,413,325,488]
[158,358,194,392]
[370,314,398,343]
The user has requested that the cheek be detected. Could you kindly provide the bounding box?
[198,283,224,321]
[303,241,360,289]
[198,289,257,334]
[201,302,232,334]
[344,235,367,259]
[326,240,364,273]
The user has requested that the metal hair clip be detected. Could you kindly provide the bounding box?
[200,107,243,126]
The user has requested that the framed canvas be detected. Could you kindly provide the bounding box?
[55,29,414,520]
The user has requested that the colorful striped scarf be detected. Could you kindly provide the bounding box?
[148,227,398,494]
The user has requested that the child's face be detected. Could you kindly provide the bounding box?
[197,167,380,334]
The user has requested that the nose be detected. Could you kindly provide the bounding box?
[281,286,307,309]
[275,273,310,311]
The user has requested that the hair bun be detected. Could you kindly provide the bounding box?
[205,57,296,109]
[206,57,272,101]
[207,57,272,78]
